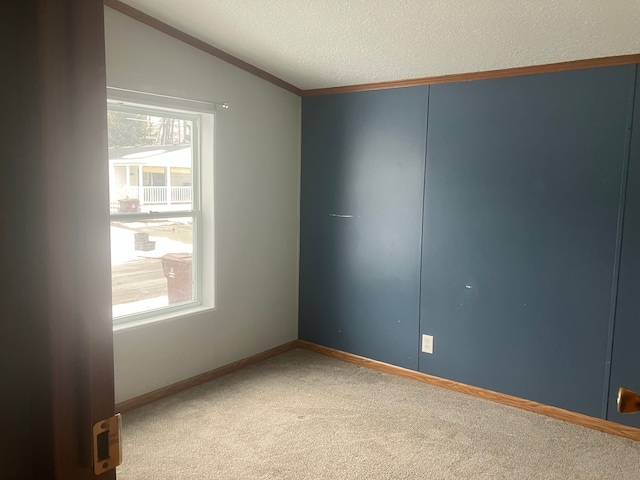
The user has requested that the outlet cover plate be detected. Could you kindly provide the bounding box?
[422,334,433,354]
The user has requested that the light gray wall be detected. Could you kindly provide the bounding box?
[105,7,301,403]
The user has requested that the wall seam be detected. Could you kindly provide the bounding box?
[417,87,430,373]
[601,64,639,419]
[296,97,302,339]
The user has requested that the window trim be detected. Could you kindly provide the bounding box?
[108,100,205,325]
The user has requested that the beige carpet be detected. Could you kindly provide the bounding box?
[117,349,640,479]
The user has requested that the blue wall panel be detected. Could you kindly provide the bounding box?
[608,67,640,427]
[299,87,428,369]
[419,67,635,417]
[299,65,640,422]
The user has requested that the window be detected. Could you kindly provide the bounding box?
[108,102,202,322]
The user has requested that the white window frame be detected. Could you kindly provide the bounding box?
[107,94,215,327]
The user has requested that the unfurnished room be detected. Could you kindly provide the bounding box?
[3,1,640,479]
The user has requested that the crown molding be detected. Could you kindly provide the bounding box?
[104,1,639,98]
[302,54,640,96]
[103,0,303,96]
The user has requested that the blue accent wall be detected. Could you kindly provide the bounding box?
[299,87,428,369]
[608,68,640,427]
[299,64,640,423]
[419,67,635,418]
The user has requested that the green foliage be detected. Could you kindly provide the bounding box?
[107,111,192,147]
[107,111,154,148]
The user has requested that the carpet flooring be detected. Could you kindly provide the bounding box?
[117,349,640,479]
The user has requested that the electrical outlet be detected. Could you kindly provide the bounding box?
[422,334,434,354]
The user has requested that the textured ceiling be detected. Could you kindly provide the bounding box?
[117,0,640,90]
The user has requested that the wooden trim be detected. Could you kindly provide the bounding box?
[302,54,640,96]
[297,340,640,442]
[104,0,640,100]
[116,338,640,441]
[103,0,302,96]
[103,0,640,98]
[116,340,300,413]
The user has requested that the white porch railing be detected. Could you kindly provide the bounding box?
[110,185,192,209]
[142,186,167,204]
[170,186,192,203]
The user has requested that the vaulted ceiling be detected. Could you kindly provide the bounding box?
[116,0,640,90]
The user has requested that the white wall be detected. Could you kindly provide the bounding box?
[104,7,300,403]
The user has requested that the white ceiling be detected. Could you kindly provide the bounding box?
[118,0,640,90]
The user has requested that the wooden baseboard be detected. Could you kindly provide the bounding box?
[297,340,640,442]
[116,337,640,442]
[116,340,301,413]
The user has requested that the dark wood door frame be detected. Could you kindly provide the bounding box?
[2,1,116,478]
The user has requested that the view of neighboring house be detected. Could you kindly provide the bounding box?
[108,142,195,318]
[109,144,192,213]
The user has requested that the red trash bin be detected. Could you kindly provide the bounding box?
[118,197,140,213]
[161,253,193,304]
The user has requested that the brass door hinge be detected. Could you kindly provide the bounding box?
[93,413,122,475]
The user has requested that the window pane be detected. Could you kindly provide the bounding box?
[111,217,194,318]
[108,109,193,213]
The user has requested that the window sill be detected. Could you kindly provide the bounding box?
[113,305,215,334]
